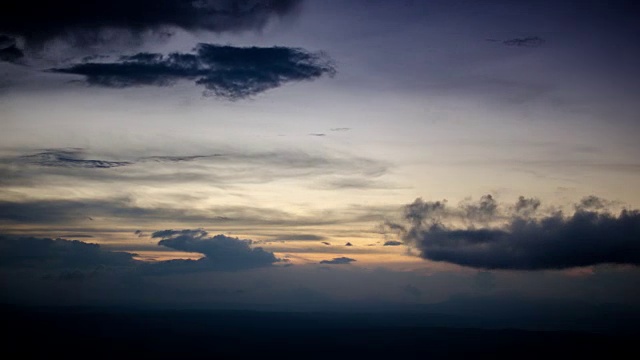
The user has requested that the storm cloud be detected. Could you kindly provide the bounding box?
[389,196,640,270]
[0,0,301,45]
[51,43,336,99]
[151,229,279,271]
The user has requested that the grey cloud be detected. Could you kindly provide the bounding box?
[514,196,541,217]
[0,197,395,230]
[0,234,135,269]
[19,149,131,168]
[151,229,279,271]
[575,195,612,211]
[391,195,640,270]
[0,198,193,224]
[3,148,388,189]
[462,194,497,222]
[273,234,326,241]
[330,128,351,132]
[319,257,356,265]
[51,43,336,100]
[0,0,301,45]
[308,133,326,137]
[383,241,403,246]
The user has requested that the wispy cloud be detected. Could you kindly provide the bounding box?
[501,36,546,48]
[19,149,131,168]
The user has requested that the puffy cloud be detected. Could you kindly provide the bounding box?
[151,229,279,271]
[388,195,640,270]
[51,43,336,99]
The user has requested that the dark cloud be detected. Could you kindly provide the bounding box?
[514,196,541,217]
[0,36,24,63]
[502,36,546,48]
[19,149,131,168]
[308,133,326,137]
[390,196,640,270]
[51,43,336,100]
[151,229,279,271]
[0,0,301,45]
[0,235,135,269]
[383,241,403,246]
[575,195,611,211]
[273,234,326,241]
[463,194,497,222]
[319,257,356,265]
[321,241,331,246]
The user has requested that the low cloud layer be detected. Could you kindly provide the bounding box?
[151,229,279,271]
[0,229,279,275]
[51,44,336,99]
[388,196,640,270]
[0,234,134,269]
[0,0,301,45]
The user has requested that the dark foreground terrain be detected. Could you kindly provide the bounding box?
[1,305,634,359]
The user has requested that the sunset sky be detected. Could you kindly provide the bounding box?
[1,0,639,309]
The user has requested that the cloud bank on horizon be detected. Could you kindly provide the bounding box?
[386,196,640,270]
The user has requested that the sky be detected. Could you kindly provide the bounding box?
[1,0,640,311]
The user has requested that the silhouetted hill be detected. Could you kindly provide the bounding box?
[1,304,635,359]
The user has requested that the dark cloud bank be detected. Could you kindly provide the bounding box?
[51,43,336,99]
[388,196,640,270]
[0,229,279,275]
[0,0,301,44]
[148,229,278,272]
